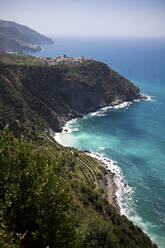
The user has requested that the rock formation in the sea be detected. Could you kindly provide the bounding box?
[0,53,144,135]
[0,20,54,53]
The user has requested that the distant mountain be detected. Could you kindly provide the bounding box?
[0,20,54,53]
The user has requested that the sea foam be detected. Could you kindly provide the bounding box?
[87,151,158,245]
[54,96,158,245]
[87,152,133,215]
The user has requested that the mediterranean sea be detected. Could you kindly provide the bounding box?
[28,37,165,248]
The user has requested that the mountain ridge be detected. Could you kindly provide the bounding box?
[0,20,54,52]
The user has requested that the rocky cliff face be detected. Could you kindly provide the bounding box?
[0,54,143,135]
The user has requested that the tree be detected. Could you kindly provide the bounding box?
[0,130,79,248]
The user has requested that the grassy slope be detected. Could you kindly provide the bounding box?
[0,53,43,65]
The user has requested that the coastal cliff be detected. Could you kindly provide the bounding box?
[0,53,144,135]
[0,20,54,52]
[0,53,156,248]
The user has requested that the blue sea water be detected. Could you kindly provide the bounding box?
[29,37,165,247]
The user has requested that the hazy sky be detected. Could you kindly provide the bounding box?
[1,0,165,37]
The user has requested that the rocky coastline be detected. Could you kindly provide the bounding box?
[57,93,148,132]
[87,152,121,213]
[54,95,149,214]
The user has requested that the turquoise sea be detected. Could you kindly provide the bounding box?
[28,37,165,247]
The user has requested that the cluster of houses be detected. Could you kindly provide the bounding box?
[36,54,94,66]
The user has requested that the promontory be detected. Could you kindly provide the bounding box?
[0,53,156,248]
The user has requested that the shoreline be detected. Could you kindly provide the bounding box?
[86,152,121,213]
[60,93,150,132]
[86,152,133,215]
[55,93,150,135]
[54,94,151,214]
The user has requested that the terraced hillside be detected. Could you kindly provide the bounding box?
[0,53,156,248]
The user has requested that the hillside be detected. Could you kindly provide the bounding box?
[0,53,156,248]
[0,20,53,52]
[0,53,144,136]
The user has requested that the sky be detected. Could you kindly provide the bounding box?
[0,0,165,37]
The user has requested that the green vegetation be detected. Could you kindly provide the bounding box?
[0,54,141,136]
[0,53,43,66]
[0,20,53,53]
[0,130,79,248]
[0,54,157,247]
[0,130,157,248]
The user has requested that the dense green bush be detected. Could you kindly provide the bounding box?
[0,130,158,248]
[0,130,79,248]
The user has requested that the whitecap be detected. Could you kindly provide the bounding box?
[113,101,132,109]
[88,111,100,117]
[98,147,105,151]
[53,94,159,246]
[86,152,133,214]
[62,118,78,133]
[140,93,156,102]
[84,99,137,119]
[71,128,79,132]
[97,113,107,117]
[87,151,159,245]
[80,95,151,121]
[54,132,66,146]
